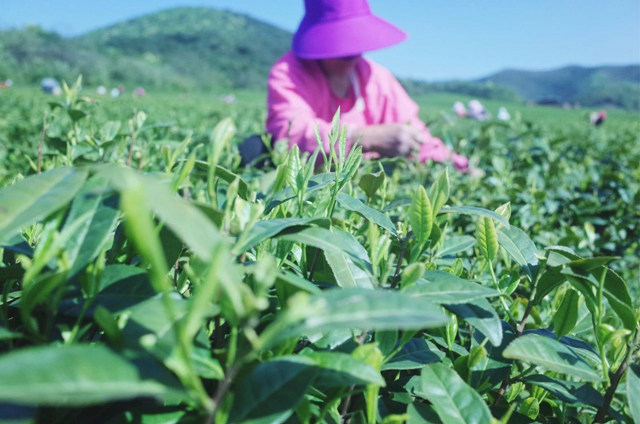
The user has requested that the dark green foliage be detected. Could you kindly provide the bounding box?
[0,82,638,424]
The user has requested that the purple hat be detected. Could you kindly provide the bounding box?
[292,0,407,59]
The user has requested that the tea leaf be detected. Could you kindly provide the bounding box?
[359,171,385,199]
[475,217,498,262]
[0,167,88,243]
[498,226,539,282]
[409,363,492,424]
[406,271,500,304]
[409,186,433,248]
[228,357,317,424]
[337,192,397,236]
[382,338,444,370]
[628,365,640,424]
[324,250,375,289]
[429,168,450,215]
[0,345,184,406]
[440,206,510,228]
[446,298,503,347]
[552,288,580,338]
[503,334,602,382]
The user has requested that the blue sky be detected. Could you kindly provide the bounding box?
[2,0,639,81]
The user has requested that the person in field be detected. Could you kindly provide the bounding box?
[265,0,469,171]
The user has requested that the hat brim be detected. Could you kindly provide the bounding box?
[292,14,407,59]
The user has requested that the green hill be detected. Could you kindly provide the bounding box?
[0,7,291,90]
[479,65,640,109]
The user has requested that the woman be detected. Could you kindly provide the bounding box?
[266,0,469,171]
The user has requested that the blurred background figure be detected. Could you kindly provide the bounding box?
[110,87,120,98]
[118,85,126,94]
[468,99,490,121]
[41,77,61,95]
[96,85,107,96]
[590,110,607,126]
[453,101,467,117]
[133,87,146,97]
[498,106,511,121]
[221,93,237,104]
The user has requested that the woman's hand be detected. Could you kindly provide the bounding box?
[353,124,423,157]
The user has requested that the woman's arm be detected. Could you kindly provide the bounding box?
[380,69,470,171]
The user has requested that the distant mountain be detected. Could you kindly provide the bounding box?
[479,65,640,109]
[0,8,638,109]
[0,7,291,89]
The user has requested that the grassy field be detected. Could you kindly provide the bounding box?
[0,83,638,423]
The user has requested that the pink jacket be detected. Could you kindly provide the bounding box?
[266,51,468,170]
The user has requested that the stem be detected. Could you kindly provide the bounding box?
[596,269,610,385]
[391,237,408,288]
[593,329,639,423]
[37,111,48,173]
[127,125,136,167]
[340,386,355,420]
[492,264,539,406]
[488,261,517,324]
[206,365,240,424]
[307,249,320,281]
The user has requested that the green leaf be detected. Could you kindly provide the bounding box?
[437,235,476,257]
[429,168,450,215]
[99,120,121,143]
[406,403,442,424]
[0,167,88,243]
[382,338,444,370]
[234,217,328,253]
[406,271,500,304]
[494,202,511,223]
[475,217,498,262]
[409,186,433,247]
[446,298,503,347]
[62,176,120,276]
[324,250,375,289]
[533,269,566,304]
[62,265,155,315]
[302,351,384,387]
[265,172,335,214]
[0,345,184,406]
[274,271,322,303]
[279,227,372,271]
[228,357,317,424]
[627,364,640,424]
[498,226,539,282]
[519,397,539,420]
[440,206,510,228]
[263,288,449,347]
[0,326,21,341]
[552,288,580,338]
[352,343,384,424]
[524,374,605,407]
[592,267,636,331]
[409,363,492,424]
[214,165,250,200]
[98,165,226,262]
[502,334,602,382]
[359,171,385,199]
[337,192,397,236]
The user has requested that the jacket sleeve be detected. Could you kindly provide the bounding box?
[381,70,469,171]
[266,61,336,155]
